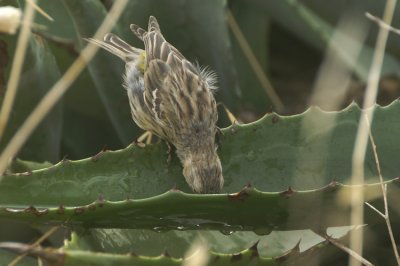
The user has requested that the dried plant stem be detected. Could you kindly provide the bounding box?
[366,12,400,35]
[365,116,400,265]
[0,0,129,178]
[226,9,284,112]
[26,0,54,21]
[8,226,59,266]
[218,102,238,124]
[0,0,36,141]
[349,1,396,265]
[322,233,373,266]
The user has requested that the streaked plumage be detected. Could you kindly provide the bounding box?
[89,16,223,193]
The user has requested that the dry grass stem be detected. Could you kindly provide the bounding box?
[322,233,373,266]
[365,116,400,265]
[182,238,209,266]
[8,226,59,266]
[0,0,36,140]
[366,12,400,35]
[364,202,384,218]
[297,13,366,191]
[26,0,54,21]
[310,14,366,111]
[220,103,238,124]
[349,1,397,265]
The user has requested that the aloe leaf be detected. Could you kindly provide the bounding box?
[1,102,400,230]
[1,102,399,204]
[0,237,344,266]
[66,226,353,258]
[0,101,397,190]
[66,229,260,257]
[7,158,52,173]
[1,182,399,231]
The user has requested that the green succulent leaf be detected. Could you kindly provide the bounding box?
[0,236,346,266]
[0,182,399,231]
[1,102,400,231]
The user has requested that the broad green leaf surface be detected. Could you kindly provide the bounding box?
[66,227,352,258]
[67,230,260,257]
[1,101,400,253]
[0,238,344,266]
[1,102,400,205]
[0,182,399,230]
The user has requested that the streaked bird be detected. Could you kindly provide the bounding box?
[88,16,223,193]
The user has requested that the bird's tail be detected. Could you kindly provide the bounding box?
[86,33,143,63]
[130,15,160,41]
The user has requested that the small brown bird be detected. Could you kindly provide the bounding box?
[89,16,223,193]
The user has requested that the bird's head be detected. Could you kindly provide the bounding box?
[182,151,224,194]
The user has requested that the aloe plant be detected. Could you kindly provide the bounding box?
[1,0,399,265]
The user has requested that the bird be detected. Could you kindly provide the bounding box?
[88,16,224,193]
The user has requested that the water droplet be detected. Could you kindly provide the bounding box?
[219,224,240,235]
[220,230,235,235]
[152,227,169,233]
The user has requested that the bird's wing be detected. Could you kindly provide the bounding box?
[131,16,218,139]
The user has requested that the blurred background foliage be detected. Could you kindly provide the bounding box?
[1,0,400,265]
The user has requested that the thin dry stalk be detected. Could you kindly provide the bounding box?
[182,238,209,266]
[26,0,54,21]
[366,14,400,264]
[366,12,400,35]
[349,1,396,265]
[8,226,59,266]
[322,233,373,266]
[365,116,400,265]
[226,9,284,112]
[0,0,36,141]
[310,14,366,111]
[0,0,129,178]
